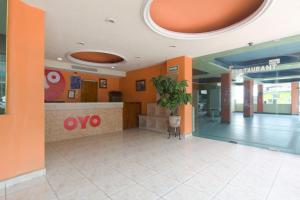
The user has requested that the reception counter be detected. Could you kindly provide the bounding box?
[45,102,123,142]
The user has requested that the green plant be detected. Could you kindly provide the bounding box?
[152,75,192,116]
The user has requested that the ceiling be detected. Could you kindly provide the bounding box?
[23,0,300,72]
[193,35,300,84]
[214,41,300,69]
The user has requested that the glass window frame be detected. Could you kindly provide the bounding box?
[0,0,8,115]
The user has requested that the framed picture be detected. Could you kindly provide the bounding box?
[136,80,146,91]
[70,76,81,89]
[68,90,76,99]
[99,79,107,88]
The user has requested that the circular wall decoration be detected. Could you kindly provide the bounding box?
[44,69,66,101]
[143,0,273,40]
[67,51,126,67]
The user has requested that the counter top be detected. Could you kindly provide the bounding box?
[45,102,123,110]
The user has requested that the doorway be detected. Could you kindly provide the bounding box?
[192,35,300,155]
[123,102,141,129]
[81,80,98,102]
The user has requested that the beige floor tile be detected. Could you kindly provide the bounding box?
[92,171,136,195]
[0,187,4,198]
[137,174,180,196]
[6,177,57,200]
[185,170,230,196]
[5,129,300,200]
[162,184,212,200]
[216,184,268,200]
[59,185,108,200]
[116,162,158,182]
[110,184,159,200]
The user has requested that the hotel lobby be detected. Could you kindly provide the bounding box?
[1,0,300,200]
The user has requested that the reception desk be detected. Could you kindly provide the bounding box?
[45,102,123,142]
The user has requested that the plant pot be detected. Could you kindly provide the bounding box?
[169,115,181,128]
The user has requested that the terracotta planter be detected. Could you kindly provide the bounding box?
[169,116,181,128]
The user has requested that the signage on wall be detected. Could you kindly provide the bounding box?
[45,69,66,101]
[232,59,281,75]
[64,115,101,131]
[169,65,179,73]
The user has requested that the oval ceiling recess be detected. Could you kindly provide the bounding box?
[67,51,126,67]
[144,0,273,39]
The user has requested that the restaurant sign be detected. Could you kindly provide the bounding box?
[232,59,280,74]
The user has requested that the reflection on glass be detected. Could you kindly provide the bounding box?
[0,0,7,114]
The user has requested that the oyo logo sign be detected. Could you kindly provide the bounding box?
[64,115,101,131]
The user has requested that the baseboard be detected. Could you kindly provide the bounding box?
[0,168,46,189]
[183,133,193,139]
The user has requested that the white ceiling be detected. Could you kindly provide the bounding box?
[23,0,300,72]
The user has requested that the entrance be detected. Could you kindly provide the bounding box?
[81,80,98,102]
[192,35,300,155]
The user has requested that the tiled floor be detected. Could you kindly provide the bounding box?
[194,113,300,154]
[2,129,300,200]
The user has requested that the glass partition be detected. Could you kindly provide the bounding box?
[0,0,7,114]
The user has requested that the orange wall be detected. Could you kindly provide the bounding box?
[0,0,45,181]
[120,56,193,135]
[291,82,299,115]
[46,68,121,102]
[120,63,166,114]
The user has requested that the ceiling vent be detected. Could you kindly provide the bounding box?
[71,65,98,72]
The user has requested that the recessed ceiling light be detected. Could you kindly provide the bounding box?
[57,57,63,61]
[111,66,116,69]
[135,56,141,59]
[169,45,177,48]
[248,42,254,46]
[77,42,85,45]
[105,18,116,24]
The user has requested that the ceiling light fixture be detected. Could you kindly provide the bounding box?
[57,57,63,61]
[111,66,116,69]
[105,18,116,24]
[135,56,141,59]
[169,45,176,48]
[77,42,85,45]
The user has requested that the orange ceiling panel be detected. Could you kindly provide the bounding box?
[71,52,124,64]
[150,0,264,33]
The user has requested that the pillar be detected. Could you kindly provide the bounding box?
[0,0,45,181]
[166,56,193,136]
[221,73,231,123]
[257,84,264,113]
[244,80,254,117]
[291,82,299,115]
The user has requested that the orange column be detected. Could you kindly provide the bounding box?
[221,73,231,123]
[291,82,299,115]
[257,84,263,113]
[244,80,254,117]
[0,0,45,181]
[166,56,192,135]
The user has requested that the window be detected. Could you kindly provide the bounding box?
[0,0,7,114]
[263,83,291,104]
[233,85,244,104]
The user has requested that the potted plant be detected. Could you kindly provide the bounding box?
[152,75,192,128]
